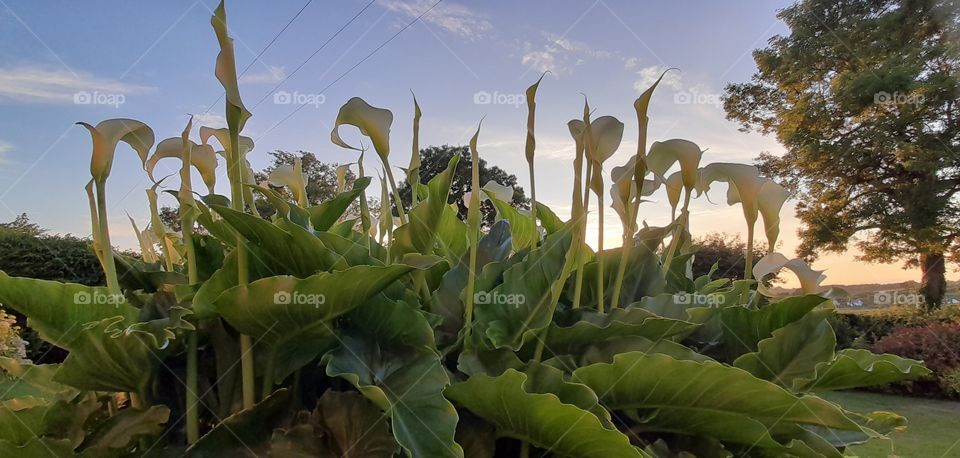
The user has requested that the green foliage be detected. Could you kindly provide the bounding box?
[0,2,932,456]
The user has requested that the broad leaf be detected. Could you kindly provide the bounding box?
[733,310,836,389]
[794,349,930,392]
[445,369,645,457]
[308,177,371,231]
[187,389,290,457]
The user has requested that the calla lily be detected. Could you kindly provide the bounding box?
[409,94,422,185]
[378,174,392,242]
[128,214,159,264]
[697,163,763,226]
[647,139,703,191]
[583,116,624,165]
[146,137,218,194]
[609,155,659,228]
[757,179,790,252]
[331,97,393,160]
[753,252,826,296]
[481,181,514,203]
[664,171,683,218]
[268,158,308,207]
[200,126,254,161]
[211,0,251,133]
[77,119,154,183]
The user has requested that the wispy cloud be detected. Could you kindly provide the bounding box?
[520,32,618,75]
[378,0,492,38]
[633,64,682,92]
[192,113,227,129]
[0,66,155,104]
[0,140,13,167]
[239,65,286,84]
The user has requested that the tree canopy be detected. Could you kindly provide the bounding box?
[723,0,960,308]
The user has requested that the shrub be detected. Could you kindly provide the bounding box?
[872,322,960,398]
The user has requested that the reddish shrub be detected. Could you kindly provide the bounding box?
[872,321,960,398]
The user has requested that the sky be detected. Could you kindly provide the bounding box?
[0,0,920,287]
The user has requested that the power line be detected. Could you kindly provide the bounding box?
[249,0,379,111]
[202,0,314,113]
[257,0,445,140]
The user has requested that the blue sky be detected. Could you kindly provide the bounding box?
[0,0,915,286]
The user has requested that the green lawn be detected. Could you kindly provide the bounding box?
[822,391,960,457]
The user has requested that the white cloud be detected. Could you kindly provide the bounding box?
[521,51,558,75]
[0,66,154,104]
[192,113,227,129]
[633,65,682,92]
[0,141,13,167]
[239,65,286,84]
[520,32,618,75]
[378,0,492,38]
[623,57,639,69]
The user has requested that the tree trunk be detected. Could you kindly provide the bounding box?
[919,252,946,311]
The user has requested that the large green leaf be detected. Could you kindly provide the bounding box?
[543,307,699,357]
[434,203,469,264]
[794,349,930,392]
[214,264,428,382]
[211,205,341,275]
[190,244,274,319]
[389,155,460,260]
[720,295,827,359]
[0,273,158,393]
[431,220,512,348]
[573,352,866,449]
[445,369,646,457]
[535,202,565,235]
[83,405,170,451]
[269,390,397,457]
[308,176,371,231]
[187,389,290,457]
[578,336,713,366]
[487,193,538,252]
[0,358,77,401]
[474,224,574,350]
[324,297,462,457]
[733,310,836,389]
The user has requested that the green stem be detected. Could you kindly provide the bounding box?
[183,222,200,443]
[745,223,755,281]
[228,133,256,411]
[528,164,538,241]
[94,181,121,296]
[261,354,274,400]
[572,161,593,310]
[382,160,407,225]
[596,188,605,313]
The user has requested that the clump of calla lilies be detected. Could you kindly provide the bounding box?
[0,2,930,456]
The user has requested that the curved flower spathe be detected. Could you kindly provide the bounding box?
[753,252,827,296]
[647,139,703,191]
[331,97,393,160]
[146,137,218,194]
[77,119,155,183]
[268,158,308,207]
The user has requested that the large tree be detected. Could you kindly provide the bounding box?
[723,0,960,308]
[398,145,529,227]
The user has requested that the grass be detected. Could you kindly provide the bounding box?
[821,391,960,457]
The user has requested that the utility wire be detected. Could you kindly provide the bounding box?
[202,0,316,113]
[257,0,445,139]
[249,0,379,111]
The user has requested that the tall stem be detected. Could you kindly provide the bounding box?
[463,129,482,342]
[382,161,407,225]
[227,137,255,411]
[94,181,121,296]
[596,189,605,313]
[528,165,537,240]
[745,223,755,281]
[572,161,593,309]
